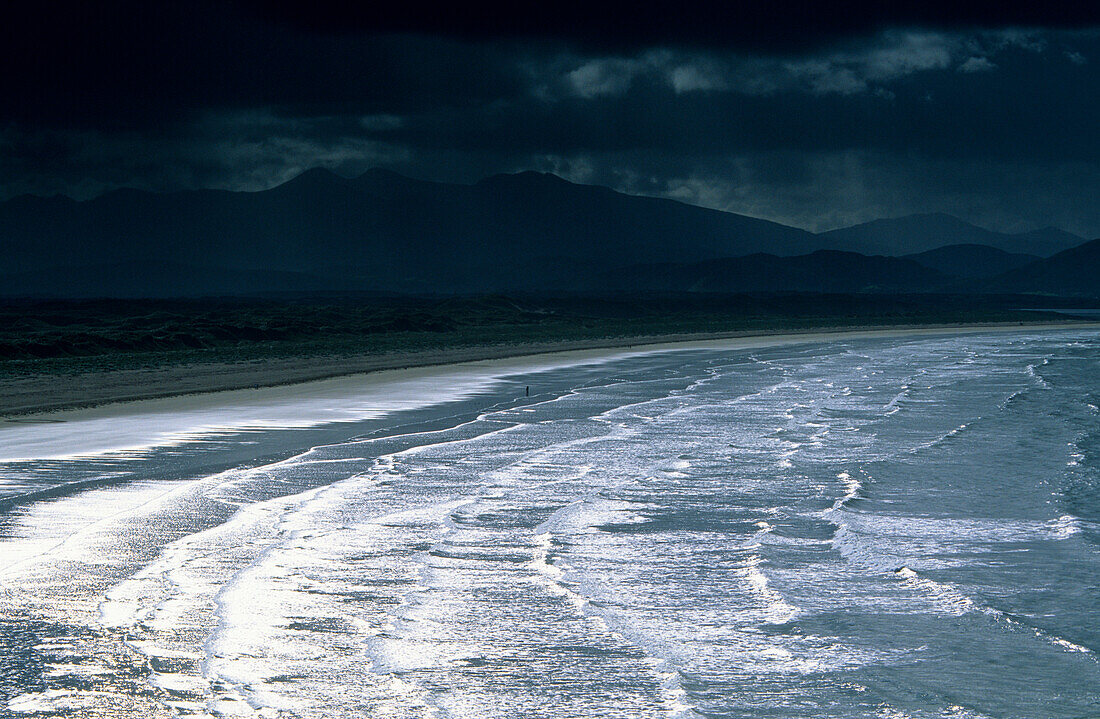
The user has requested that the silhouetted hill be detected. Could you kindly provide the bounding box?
[608,250,951,293]
[903,244,1039,279]
[0,169,818,296]
[2,171,1091,297]
[986,239,1100,296]
[1011,227,1087,255]
[819,213,1083,257]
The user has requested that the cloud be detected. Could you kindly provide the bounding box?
[860,32,958,80]
[2,11,1100,238]
[0,116,410,200]
[566,58,640,98]
[987,29,1048,53]
[359,115,405,131]
[538,31,980,102]
[539,51,728,100]
[783,59,868,94]
[588,150,1100,237]
[665,59,729,93]
[958,56,997,72]
[777,31,983,94]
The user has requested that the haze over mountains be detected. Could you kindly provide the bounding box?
[0,169,1095,297]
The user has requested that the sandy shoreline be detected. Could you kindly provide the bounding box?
[3,320,1098,421]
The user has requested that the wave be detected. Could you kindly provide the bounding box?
[827,497,1098,662]
[891,566,1095,657]
[7,328,1100,717]
[1025,358,1053,388]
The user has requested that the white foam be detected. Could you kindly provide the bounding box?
[7,691,67,714]
[891,566,977,616]
[1050,514,1083,537]
[743,555,800,624]
[7,327,1100,716]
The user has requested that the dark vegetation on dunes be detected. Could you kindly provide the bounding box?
[1,294,1091,374]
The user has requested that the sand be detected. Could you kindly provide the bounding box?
[2,320,1098,422]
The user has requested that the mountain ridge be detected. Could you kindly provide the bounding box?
[984,238,1100,296]
[819,213,1082,257]
[0,168,1093,297]
[903,244,1040,278]
[0,169,819,290]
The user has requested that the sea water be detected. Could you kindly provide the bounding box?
[0,329,1097,718]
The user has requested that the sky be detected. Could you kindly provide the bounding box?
[3,1,1100,236]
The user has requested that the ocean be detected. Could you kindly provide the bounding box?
[0,328,1097,718]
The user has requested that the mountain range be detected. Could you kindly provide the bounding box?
[606,242,1100,296]
[819,213,1080,257]
[0,169,1094,297]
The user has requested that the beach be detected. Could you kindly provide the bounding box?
[3,320,1096,419]
[1,323,1098,717]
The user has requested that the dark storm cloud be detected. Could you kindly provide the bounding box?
[367,37,1100,164]
[2,1,1099,235]
[0,2,532,129]
[4,1,1099,129]
[249,1,1100,51]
